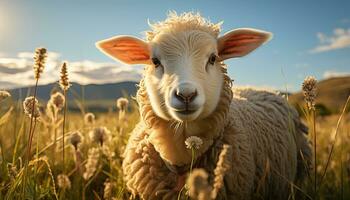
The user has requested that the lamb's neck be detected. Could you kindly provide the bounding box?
[148,121,215,166]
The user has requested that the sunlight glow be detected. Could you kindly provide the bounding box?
[0,5,12,44]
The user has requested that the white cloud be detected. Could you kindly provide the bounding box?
[340,18,350,24]
[0,51,142,89]
[323,70,350,79]
[310,28,350,53]
[0,52,7,57]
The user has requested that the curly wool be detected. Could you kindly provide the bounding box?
[146,11,222,41]
[123,79,312,200]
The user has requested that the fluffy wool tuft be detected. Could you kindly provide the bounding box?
[145,11,222,41]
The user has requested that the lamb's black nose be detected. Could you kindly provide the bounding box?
[174,83,198,104]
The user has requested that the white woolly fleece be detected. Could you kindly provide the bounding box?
[122,85,312,200]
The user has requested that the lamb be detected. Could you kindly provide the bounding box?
[96,12,312,200]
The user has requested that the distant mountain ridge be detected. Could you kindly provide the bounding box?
[9,76,350,113]
[9,81,138,112]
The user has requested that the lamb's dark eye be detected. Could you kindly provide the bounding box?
[208,54,217,65]
[151,57,161,68]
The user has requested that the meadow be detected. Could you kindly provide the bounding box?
[0,48,349,200]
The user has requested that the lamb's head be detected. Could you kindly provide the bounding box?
[97,12,272,122]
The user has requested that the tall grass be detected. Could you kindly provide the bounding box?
[1,92,350,199]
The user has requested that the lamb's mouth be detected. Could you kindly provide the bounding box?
[170,107,198,115]
[176,109,197,115]
[168,103,203,120]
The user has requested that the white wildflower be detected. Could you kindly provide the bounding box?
[84,112,95,125]
[0,90,11,101]
[70,131,83,150]
[116,97,129,111]
[185,136,203,149]
[49,92,65,110]
[23,96,40,119]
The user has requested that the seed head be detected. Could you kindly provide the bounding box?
[116,97,129,111]
[7,163,18,180]
[186,168,211,200]
[50,92,65,110]
[33,47,47,79]
[70,131,83,150]
[83,147,100,180]
[103,179,116,200]
[59,62,71,91]
[23,96,40,119]
[57,174,71,190]
[0,90,11,101]
[84,112,95,125]
[211,144,232,199]
[185,136,203,150]
[302,76,317,110]
[102,145,115,159]
[89,126,111,146]
[45,101,56,120]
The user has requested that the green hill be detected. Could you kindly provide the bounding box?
[289,76,350,113]
[9,82,138,112]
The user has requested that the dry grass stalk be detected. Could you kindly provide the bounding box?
[33,47,47,79]
[302,76,317,111]
[59,62,70,172]
[211,144,232,199]
[319,96,350,188]
[116,98,129,134]
[22,47,47,198]
[47,92,65,147]
[59,62,71,91]
[302,76,318,196]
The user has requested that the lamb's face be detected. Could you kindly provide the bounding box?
[96,18,272,122]
[145,31,223,121]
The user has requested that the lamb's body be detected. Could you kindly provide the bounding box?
[123,86,312,200]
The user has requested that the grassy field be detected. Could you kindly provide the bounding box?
[0,94,140,199]
[0,82,350,199]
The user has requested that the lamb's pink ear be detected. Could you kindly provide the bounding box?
[96,36,151,65]
[217,28,272,61]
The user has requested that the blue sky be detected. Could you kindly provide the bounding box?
[1,0,349,91]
